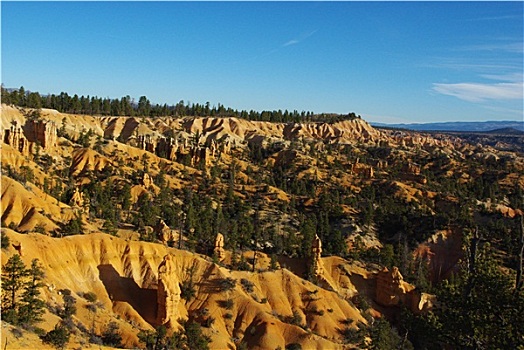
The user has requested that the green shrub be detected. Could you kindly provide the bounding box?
[42,323,70,350]
[180,280,196,301]
[1,230,10,249]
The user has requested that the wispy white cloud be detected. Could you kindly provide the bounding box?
[433,81,523,102]
[282,29,318,48]
[466,14,523,22]
[480,72,524,82]
[421,57,522,72]
[283,40,299,47]
[482,105,524,117]
[455,42,523,54]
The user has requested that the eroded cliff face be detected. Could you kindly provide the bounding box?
[2,119,56,154]
[24,119,58,149]
[1,104,489,170]
[3,124,32,155]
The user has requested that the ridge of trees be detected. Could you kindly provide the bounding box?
[1,85,361,123]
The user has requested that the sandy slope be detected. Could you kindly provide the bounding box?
[1,176,68,232]
[0,230,367,349]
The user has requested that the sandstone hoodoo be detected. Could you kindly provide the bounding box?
[156,254,183,327]
[1,97,522,349]
[214,232,226,261]
[69,188,89,215]
[312,234,324,276]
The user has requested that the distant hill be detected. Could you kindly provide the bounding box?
[485,127,524,135]
[372,120,524,133]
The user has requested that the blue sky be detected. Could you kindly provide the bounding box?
[2,2,523,123]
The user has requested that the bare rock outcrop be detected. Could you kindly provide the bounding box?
[375,266,411,306]
[402,162,421,175]
[375,266,434,314]
[351,161,374,178]
[154,220,175,244]
[156,137,178,161]
[137,134,157,152]
[142,173,154,189]
[156,254,182,327]
[12,241,23,256]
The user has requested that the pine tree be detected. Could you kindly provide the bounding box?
[18,259,46,326]
[1,254,29,324]
[185,321,211,350]
[415,241,524,349]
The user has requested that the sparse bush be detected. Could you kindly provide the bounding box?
[237,341,249,350]
[286,343,302,350]
[289,310,303,326]
[352,294,370,312]
[101,321,122,348]
[34,224,46,234]
[59,293,77,320]
[46,302,61,316]
[309,307,324,316]
[60,317,75,332]
[82,291,97,303]
[85,303,97,313]
[240,278,254,293]
[89,334,103,345]
[218,277,236,292]
[219,298,234,310]
[224,312,233,319]
[341,318,354,326]
[202,316,215,328]
[339,323,367,346]
[198,308,210,317]
[10,327,23,338]
[75,321,88,333]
